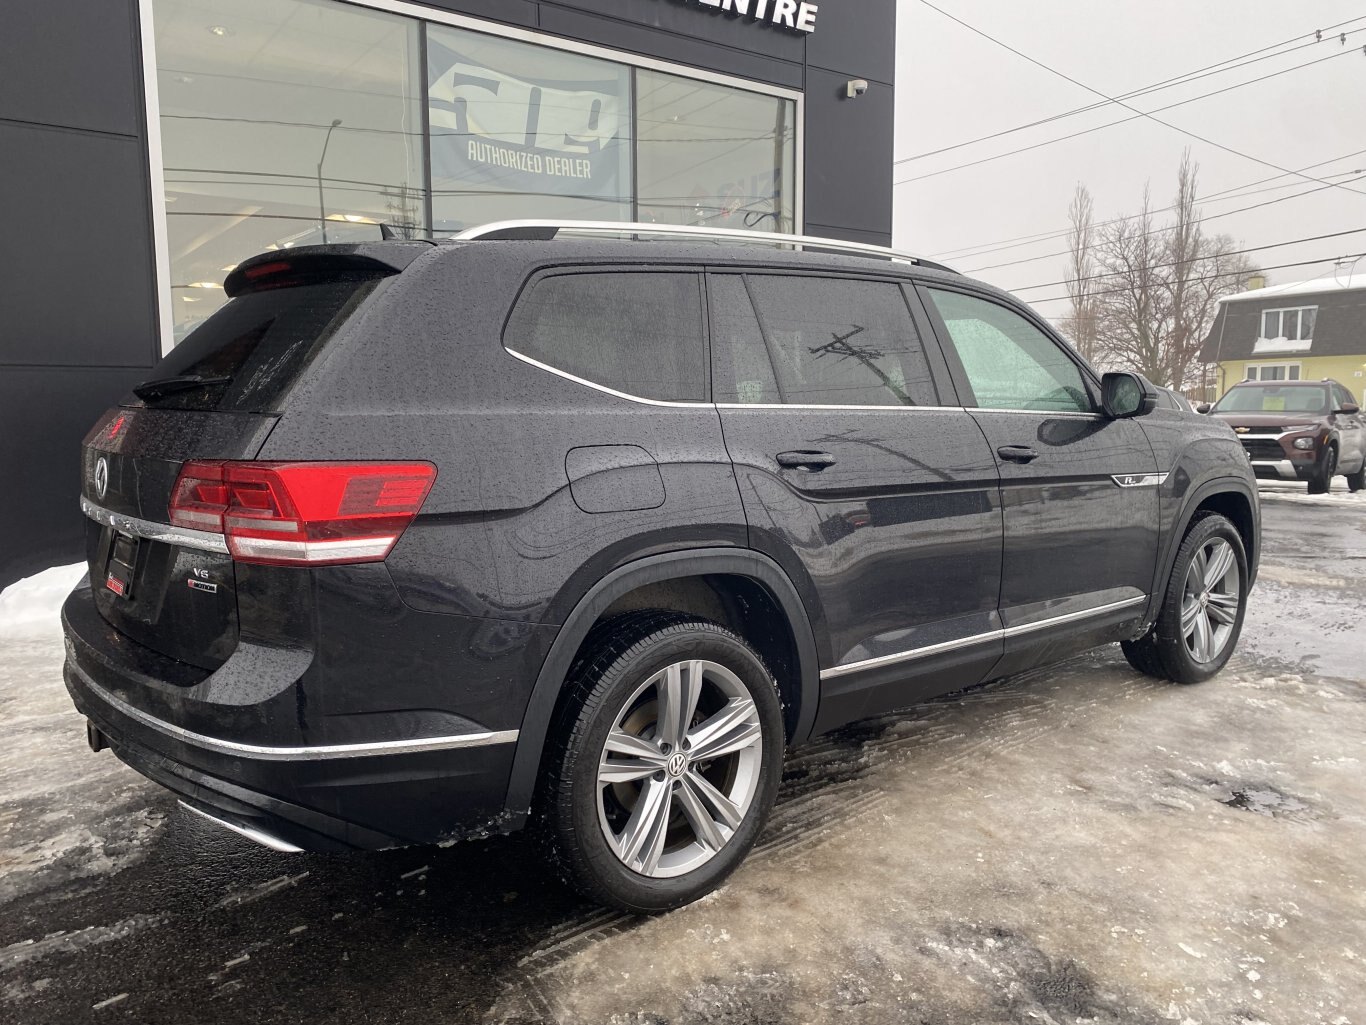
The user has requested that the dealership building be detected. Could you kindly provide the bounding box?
[0,0,895,588]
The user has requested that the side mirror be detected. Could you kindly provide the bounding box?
[1101,371,1158,419]
[1338,402,1361,416]
[1196,403,1211,414]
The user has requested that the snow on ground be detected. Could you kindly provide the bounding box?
[0,564,85,642]
[1257,480,1366,508]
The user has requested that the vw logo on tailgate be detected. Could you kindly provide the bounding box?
[93,456,109,500]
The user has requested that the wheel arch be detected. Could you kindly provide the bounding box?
[501,548,821,820]
[1149,476,1259,628]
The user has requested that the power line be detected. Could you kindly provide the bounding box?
[960,171,1366,274]
[1005,226,1366,294]
[1021,254,1365,307]
[895,32,1365,189]
[896,18,1366,165]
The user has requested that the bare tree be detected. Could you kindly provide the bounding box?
[1062,183,1099,362]
[1086,151,1255,389]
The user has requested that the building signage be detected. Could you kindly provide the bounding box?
[663,0,820,35]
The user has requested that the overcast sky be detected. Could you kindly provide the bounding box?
[892,0,1366,321]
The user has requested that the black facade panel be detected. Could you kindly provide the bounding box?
[807,0,895,85]
[0,0,143,136]
[537,6,803,87]
[802,70,894,237]
[805,222,892,248]
[0,368,147,589]
[0,122,159,368]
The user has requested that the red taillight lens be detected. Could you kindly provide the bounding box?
[169,461,436,566]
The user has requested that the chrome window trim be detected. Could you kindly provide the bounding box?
[178,801,304,853]
[503,348,714,409]
[819,596,1147,680]
[81,496,229,554]
[1111,472,1171,489]
[971,408,1102,419]
[139,0,805,355]
[715,402,968,412]
[72,661,519,761]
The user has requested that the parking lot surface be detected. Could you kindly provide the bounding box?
[2,496,1363,1025]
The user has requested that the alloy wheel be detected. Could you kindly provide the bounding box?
[596,659,763,878]
[1180,537,1241,664]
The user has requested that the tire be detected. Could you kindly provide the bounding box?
[1346,459,1365,493]
[1121,512,1249,685]
[538,611,785,914]
[1307,444,1337,494]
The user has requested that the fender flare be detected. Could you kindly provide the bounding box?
[1146,474,1259,627]
[501,548,821,818]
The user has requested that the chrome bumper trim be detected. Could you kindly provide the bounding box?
[178,801,304,853]
[820,596,1147,680]
[81,496,228,554]
[1250,459,1297,479]
[71,660,518,760]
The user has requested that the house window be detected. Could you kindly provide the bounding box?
[1253,306,1317,353]
[1245,363,1301,382]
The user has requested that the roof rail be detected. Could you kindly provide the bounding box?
[450,219,957,273]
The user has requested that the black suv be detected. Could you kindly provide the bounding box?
[62,223,1260,913]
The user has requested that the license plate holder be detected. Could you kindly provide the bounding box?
[104,531,139,600]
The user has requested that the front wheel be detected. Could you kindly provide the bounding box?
[539,612,784,914]
[1345,458,1365,493]
[1307,445,1337,494]
[1122,513,1249,684]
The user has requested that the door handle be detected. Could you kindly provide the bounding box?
[776,450,837,471]
[997,445,1039,464]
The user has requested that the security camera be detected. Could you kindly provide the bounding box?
[846,79,869,99]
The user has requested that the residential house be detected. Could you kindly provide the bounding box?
[1202,269,1366,401]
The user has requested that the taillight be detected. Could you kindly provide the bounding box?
[169,461,436,566]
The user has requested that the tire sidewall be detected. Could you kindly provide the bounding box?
[561,624,784,913]
[1157,514,1249,683]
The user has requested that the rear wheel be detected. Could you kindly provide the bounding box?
[539,612,784,914]
[1346,459,1365,493]
[1122,513,1248,684]
[1308,444,1337,494]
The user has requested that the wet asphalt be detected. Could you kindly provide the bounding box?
[1,494,1363,1024]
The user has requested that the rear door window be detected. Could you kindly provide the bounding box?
[133,279,381,413]
[505,272,706,402]
[715,274,939,407]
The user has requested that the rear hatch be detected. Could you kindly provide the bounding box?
[81,252,411,671]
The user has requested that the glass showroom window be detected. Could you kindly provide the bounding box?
[427,26,632,231]
[636,70,795,233]
[153,0,425,339]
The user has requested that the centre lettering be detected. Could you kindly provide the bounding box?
[664,0,820,35]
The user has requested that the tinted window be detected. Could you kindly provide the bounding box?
[132,279,381,412]
[728,276,938,407]
[926,289,1091,413]
[507,273,705,402]
[1212,385,1329,414]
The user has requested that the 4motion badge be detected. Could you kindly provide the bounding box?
[187,567,218,594]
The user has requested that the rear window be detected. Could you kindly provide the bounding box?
[131,279,380,412]
[1213,385,1329,414]
[505,272,706,402]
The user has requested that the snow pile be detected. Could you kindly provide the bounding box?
[1258,481,1366,508]
[0,564,86,642]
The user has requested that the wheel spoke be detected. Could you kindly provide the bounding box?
[686,698,761,762]
[1206,595,1238,626]
[1192,609,1214,661]
[683,768,744,830]
[656,661,703,750]
[617,777,672,872]
[1187,548,1207,591]
[675,775,728,852]
[1180,597,1202,633]
[600,729,668,785]
[1203,542,1234,590]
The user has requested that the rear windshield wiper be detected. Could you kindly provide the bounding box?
[133,374,231,401]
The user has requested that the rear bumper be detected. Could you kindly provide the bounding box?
[62,587,522,851]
